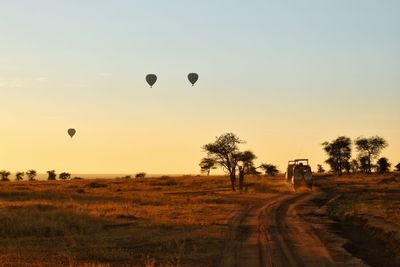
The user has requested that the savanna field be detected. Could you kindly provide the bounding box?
[0,174,399,267]
[0,175,287,267]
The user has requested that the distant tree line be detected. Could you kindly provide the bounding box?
[0,170,150,182]
[321,135,397,175]
[0,170,72,182]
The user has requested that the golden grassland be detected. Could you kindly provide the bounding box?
[314,173,400,225]
[0,173,398,266]
[0,175,291,267]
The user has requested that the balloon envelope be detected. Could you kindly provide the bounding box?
[146,74,157,87]
[67,128,76,138]
[188,73,199,86]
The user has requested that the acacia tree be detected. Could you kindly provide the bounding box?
[59,172,71,180]
[15,172,24,181]
[376,157,391,173]
[237,151,257,191]
[317,164,325,173]
[350,159,359,173]
[135,172,146,178]
[359,156,369,173]
[395,163,400,172]
[26,170,37,181]
[322,136,352,175]
[202,133,244,191]
[0,170,11,181]
[355,136,388,173]
[260,163,279,176]
[199,157,216,176]
[47,170,57,180]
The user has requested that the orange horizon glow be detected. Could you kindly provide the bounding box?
[1,1,399,174]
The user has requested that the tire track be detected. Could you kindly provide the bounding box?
[220,194,292,267]
[272,192,335,267]
[220,191,350,267]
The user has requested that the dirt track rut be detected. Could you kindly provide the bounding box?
[220,192,366,267]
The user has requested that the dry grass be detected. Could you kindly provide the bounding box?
[314,173,400,225]
[0,175,287,267]
[2,173,397,266]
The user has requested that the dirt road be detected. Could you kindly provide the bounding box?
[220,191,366,267]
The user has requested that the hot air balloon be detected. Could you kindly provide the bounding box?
[188,73,199,86]
[146,74,157,88]
[67,128,76,138]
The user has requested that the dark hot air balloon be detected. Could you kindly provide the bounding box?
[146,74,157,88]
[67,128,76,138]
[188,73,199,86]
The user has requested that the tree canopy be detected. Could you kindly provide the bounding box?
[260,164,279,176]
[15,172,24,181]
[376,157,391,173]
[26,170,37,181]
[0,170,11,181]
[199,157,216,176]
[47,170,57,180]
[59,172,71,180]
[395,163,400,172]
[317,164,325,173]
[355,136,388,173]
[322,136,352,175]
[202,133,244,190]
[237,150,257,190]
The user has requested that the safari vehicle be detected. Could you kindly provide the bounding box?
[285,159,313,190]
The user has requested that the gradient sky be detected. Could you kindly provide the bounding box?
[1,0,399,175]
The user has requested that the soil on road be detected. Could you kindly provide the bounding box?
[220,188,375,267]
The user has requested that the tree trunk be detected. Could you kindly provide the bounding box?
[337,159,342,175]
[229,173,236,191]
[238,169,244,191]
[367,154,372,173]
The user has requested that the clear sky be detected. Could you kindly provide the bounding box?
[1,0,399,175]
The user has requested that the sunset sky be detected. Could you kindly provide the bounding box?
[1,1,399,175]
